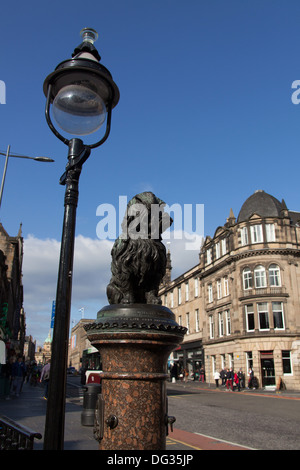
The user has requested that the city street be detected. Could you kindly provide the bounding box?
[66,375,300,450]
[166,381,300,450]
[0,375,299,451]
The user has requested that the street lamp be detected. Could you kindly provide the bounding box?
[42,28,119,450]
[0,145,54,208]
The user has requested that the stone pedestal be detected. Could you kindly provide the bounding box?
[85,304,186,451]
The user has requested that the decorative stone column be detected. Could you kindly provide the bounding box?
[85,304,186,450]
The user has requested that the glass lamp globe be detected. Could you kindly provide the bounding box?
[52,83,107,136]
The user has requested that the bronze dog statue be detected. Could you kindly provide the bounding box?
[107,192,172,304]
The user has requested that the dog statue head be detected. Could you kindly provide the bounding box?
[120,191,173,241]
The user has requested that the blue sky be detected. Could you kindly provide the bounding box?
[1,0,300,346]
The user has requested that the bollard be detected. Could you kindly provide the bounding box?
[81,383,101,426]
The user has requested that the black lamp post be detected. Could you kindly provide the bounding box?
[42,28,119,450]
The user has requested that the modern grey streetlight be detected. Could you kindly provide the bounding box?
[0,145,54,207]
[42,28,119,450]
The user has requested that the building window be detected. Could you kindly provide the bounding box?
[209,315,214,339]
[266,223,276,242]
[225,310,231,335]
[185,282,189,302]
[272,302,285,329]
[269,264,281,287]
[178,315,182,326]
[186,313,190,334]
[246,351,253,372]
[170,291,174,308]
[258,302,269,330]
[195,309,200,332]
[250,224,263,244]
[212,355,216,375]
[221,238,227,255]
[207,248,212,264]
[221,354,226,369]
[215,242,220,259]
[245,304,255,331]
[217,279,222,299]
[240,226,249,246]
[194,277,199,297]
[243,268,252,290]
[223,276,229,296]
[178,286,181,305]
[218,312,224,337]
[228,353,234,370]
[208,283,213,303]
[254,265,267,288]
[282,351,292,375]
[164,294,168,307]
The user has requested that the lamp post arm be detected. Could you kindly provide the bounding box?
[0,145,10,208]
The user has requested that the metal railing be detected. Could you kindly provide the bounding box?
[0,415,42,450]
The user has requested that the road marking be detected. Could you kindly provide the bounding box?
[194,432,256,450]
[167,437,202,450]
[168,394,196,398]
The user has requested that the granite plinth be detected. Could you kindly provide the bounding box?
[85,304,186,450]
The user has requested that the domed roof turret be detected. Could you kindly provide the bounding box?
[237,190,285,223]
[44,331,52,343]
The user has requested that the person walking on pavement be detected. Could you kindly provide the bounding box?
[214,370,220,388]
[220,368,227,386]
[237,368,244,389]
[226,367,234,391]
[10,356,26,397]
[248,368,254,389]
[170,362,178,383]
[234,371,240,391]
[41,360,51,399]
[199,366,205,383]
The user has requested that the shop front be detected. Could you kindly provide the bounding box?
[173,340,203,378]
[260,350,276,387]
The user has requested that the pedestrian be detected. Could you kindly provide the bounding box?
[214,370,220,388]
[29,362,39,386]
[247,368,254,389]
[220,368,227,386]
[226,367,234,391]
[170,362,178,383]
[183,368,189,383]
[81,362,88,385]
[233,371,240,391]
[1,357,13,399]
[199,366,205,383]
[40,360,51,399]
[237,368,244,389]
[10,356,26,397]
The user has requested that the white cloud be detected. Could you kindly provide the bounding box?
[163,230,201,279]
[23,235,113,346]
[22,232,202,347]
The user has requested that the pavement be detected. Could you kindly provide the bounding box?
[0,378,299,451]
[170,378,300,400]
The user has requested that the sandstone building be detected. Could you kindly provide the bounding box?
[159,191,300,390]
[0,223,25,359]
